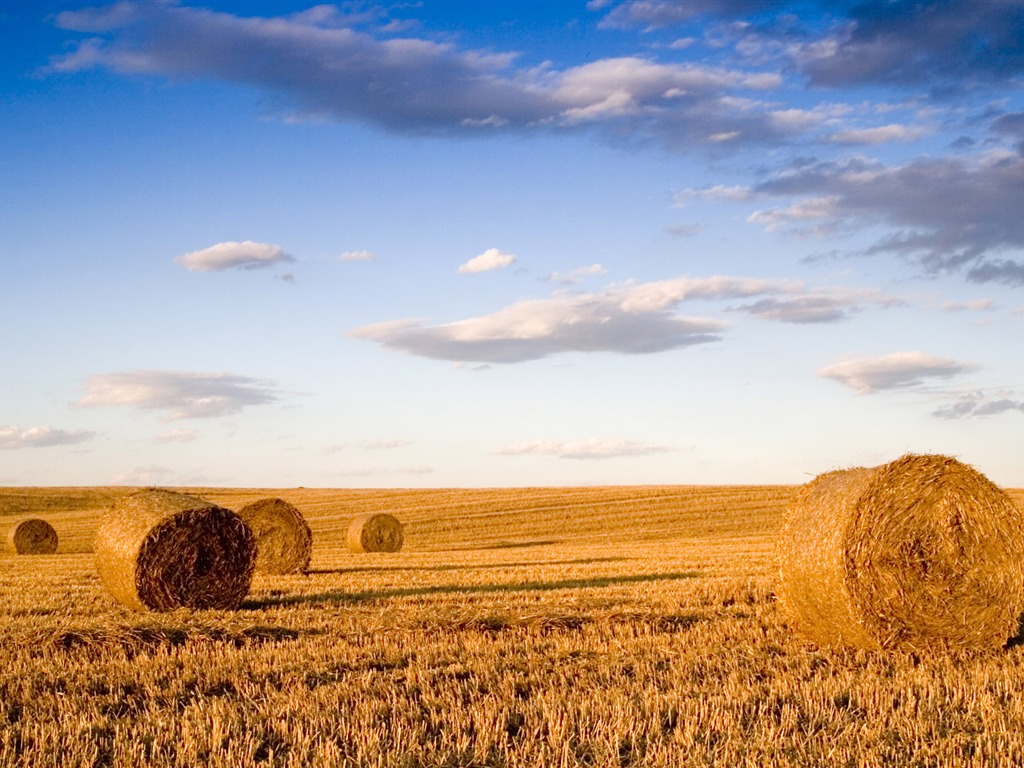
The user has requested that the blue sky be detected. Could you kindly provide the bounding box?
[3,0,1024,488]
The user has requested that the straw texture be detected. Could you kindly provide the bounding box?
[236,498,312,574]
[778,454,1024,651]
[6,518,58,555]
[94,488,256,612]
[347,513,404,553]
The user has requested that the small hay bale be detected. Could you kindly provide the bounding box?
[778,454,1024,651]
[236,498,313,574]
[347,513,404,553]
[94,488,256,612]
[6,518,58,555]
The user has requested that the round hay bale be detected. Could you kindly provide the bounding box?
[778,454,1024,651]
[94,488,256,612]
[347,513,404,553]
[236,498,312,574]
[6,518,58,555]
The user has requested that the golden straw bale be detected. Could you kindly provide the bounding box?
[347,513,404,553]
[94,488,256,612]
[236,498,312,574]
[6,518,58,555]
[778,454,1024,651]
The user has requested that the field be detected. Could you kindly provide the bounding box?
[3,484,1024,767]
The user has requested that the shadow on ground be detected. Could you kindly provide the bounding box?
[243,570,703,609]
[306,556,627,576]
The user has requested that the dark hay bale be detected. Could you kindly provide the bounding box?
[236,498,313,574]
[94,488,256,612]
[347,513,404,553]
[6,518,58,555]
[778,454,1024,651]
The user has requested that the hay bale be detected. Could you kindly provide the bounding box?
[347,513,404,553]
[778,454,1024,651]
[94,488,256,612]
[236,498,313,574]
[6,518,58,555]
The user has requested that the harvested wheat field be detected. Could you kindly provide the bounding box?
[2,483,1024,767]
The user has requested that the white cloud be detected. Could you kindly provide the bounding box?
[153,429,199,444]
[674,184,752,204]
[457,248,517,274]
[78,370,280,419]
[47,4,811,151]
[818,352,978,394]
[827,124,927,144]
[0,425,95,450]
[340,250,377,262]
[111,465,176,486]
[175,241,294,272]
[545,264,607,284]
[940,299,997,312]
[747,196,839,232]
[350,276,767,363]
[360,439,413,450]
[496,439,672,460]
[350,274,887,363]
[731,287,903,324]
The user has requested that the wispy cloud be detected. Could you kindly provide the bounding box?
[360,439,413,450]
[818,352,978,395]
[749,152,1024,284]
[933,392,1024,420]
[78,370,280,420]
[596,0,779,30]
[340,250,378,262]
[175,241,294,272]
[47,3,817,151]
[940,299,997,312]
[0,425,95,450]
[826,124,927,145]
[798,1,1024,89]
[730,288,903,324]
[351,275,897,363]
[350,275,785,363]
[153,428,199,444]
[457,248,517,274]
[545,264,607,284]
[496,439,672,459]
[111,465,176,486]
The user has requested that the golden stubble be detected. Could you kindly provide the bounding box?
[1,484,1023,767]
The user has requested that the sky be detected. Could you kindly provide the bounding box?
[2,0,1024,489]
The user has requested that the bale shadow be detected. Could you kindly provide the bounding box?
[243,570,703,609]
[306,556,627,576]
[481,539,561,550]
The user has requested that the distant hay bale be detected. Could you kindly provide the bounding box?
[6,518,58,555]
[94,488,256,612]
[347,513,404,553]
[778,454,1024,651]
[236,498,312,574]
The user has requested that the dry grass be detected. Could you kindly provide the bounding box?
[1,483,1023,766]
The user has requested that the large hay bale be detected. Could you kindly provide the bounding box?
[347,513,404,553]
[6,518,58,555]
[778,454,1024,651]
[236,498,313,574]
[94,488,256,612]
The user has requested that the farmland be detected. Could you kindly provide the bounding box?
[2,484,1024,767]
